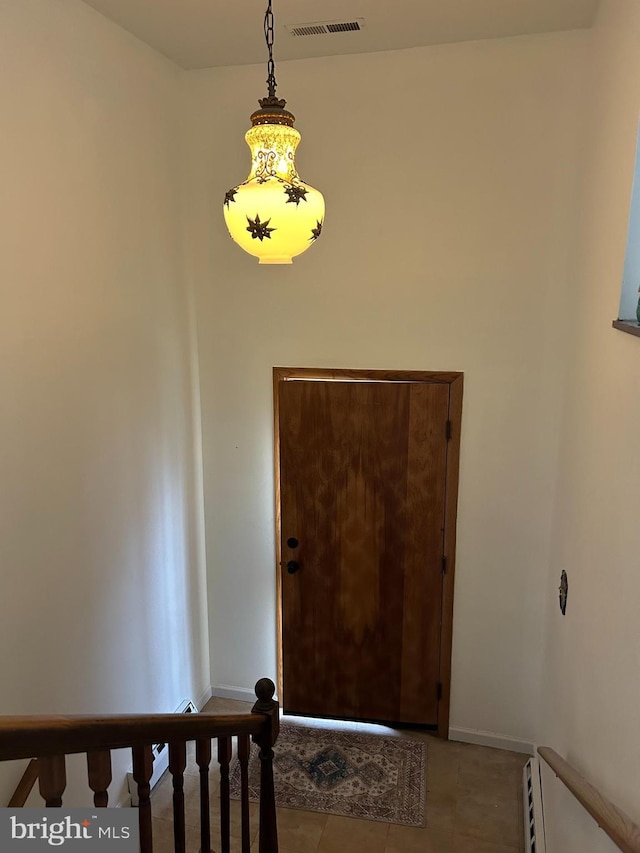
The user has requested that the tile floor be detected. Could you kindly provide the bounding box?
[150,698,526,853]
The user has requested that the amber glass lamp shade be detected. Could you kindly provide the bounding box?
[223,102,324,264]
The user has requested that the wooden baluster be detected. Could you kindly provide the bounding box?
[217,736,232,853]
[8,759,39,807]
[38,755,66,807]
[252,678,279,853]
[238,735,251,853]
[196,738,212,853]
[132,744,154,853]
[87,750,112,807]
[169,741,187,853]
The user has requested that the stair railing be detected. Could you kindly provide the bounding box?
[0,677,279,853]
[538,746,640,853]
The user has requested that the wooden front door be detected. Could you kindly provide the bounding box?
[274,368,462,733]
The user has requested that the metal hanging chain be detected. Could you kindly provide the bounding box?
[264,0,277,98]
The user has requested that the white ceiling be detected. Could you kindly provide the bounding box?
[82,0,599,70]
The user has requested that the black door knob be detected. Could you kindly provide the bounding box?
[287,537,299,548]
[287,560,300,574]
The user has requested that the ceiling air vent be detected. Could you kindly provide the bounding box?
[286,18,366,38]
[326,21,361,33]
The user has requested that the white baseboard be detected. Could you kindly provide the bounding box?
[449,726,535,755]
[210,684,257,703]
[196,684,213,710]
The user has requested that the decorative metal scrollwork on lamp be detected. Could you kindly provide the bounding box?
[223,0,325,264]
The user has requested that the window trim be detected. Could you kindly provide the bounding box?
[612,319,640,338]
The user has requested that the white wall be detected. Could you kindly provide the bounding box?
[183,31,589,742]
[541,0,640,848]
[0,0,209,805]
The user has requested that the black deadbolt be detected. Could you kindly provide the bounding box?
[287,560,300,574]
[287,537,299,548]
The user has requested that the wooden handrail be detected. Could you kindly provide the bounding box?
[0,713,264,761]
[7,758,38,807]
[538,747,640,853]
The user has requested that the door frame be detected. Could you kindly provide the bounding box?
[273,367,463,738]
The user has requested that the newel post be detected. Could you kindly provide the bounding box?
[252,678,279,853]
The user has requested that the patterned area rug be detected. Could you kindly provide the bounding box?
[229,724,426,827]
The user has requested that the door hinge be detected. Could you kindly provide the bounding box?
[446,419,452,441]
[441,555,447,575]
[437,682,443,701]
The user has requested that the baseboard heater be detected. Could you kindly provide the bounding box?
[127,698,198,805]
[523,755,546,853]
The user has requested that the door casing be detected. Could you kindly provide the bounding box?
[273,366,463,738]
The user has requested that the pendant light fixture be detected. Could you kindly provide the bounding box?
[223,0,325,264]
